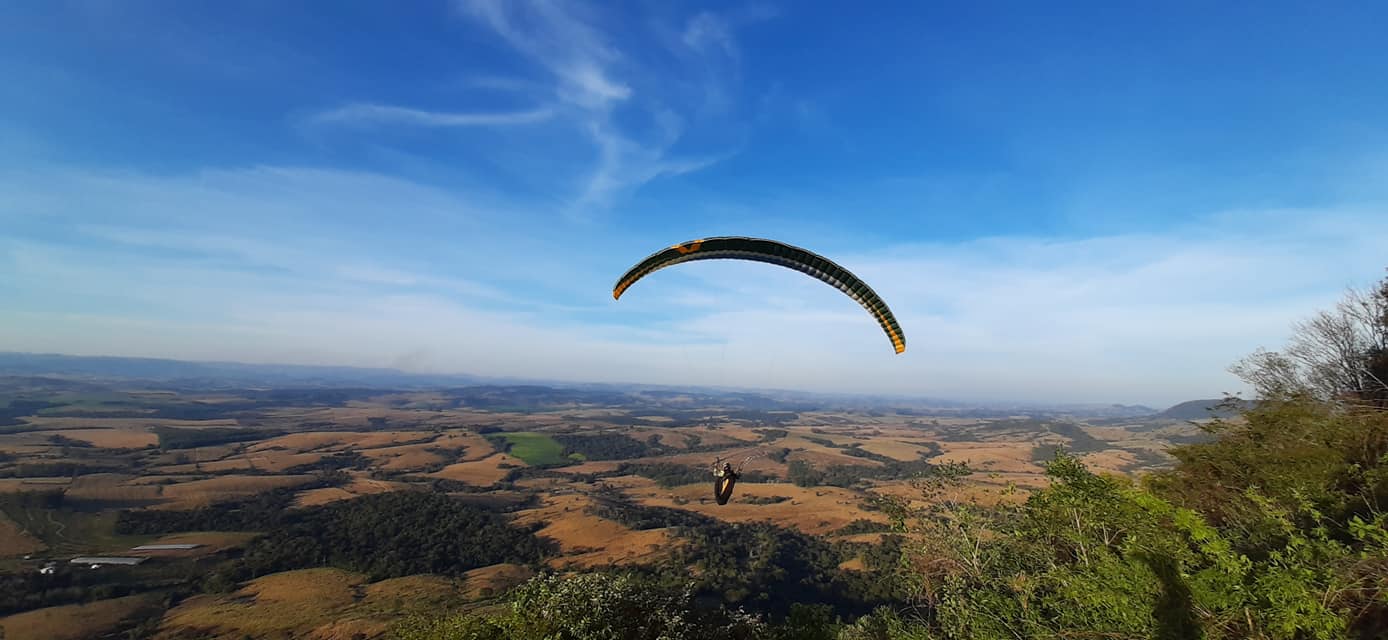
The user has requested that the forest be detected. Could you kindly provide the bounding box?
[118,490,555,590]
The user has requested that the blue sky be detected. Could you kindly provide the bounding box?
[3,1,1386,406]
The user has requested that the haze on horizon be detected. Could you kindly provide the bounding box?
[2,2,1386,408]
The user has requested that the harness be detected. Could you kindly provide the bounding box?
[710,452,764,505]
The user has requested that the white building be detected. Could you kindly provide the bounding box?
[69,556,147,567]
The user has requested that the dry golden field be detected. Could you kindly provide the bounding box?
[34,427,159,448]
[64,475,165,503]
[624,477,887,535]
[294,475,411,507]
[155,564,521,639]
[429,452,527,486]
[139,531,259,553]
[0,478,70,492]
[157,475,316,509]
[930,441,1043,474]
[1,594,156,640]
[512,492,677,568]
[853,439,936,461]
[158,568,379,639]
[456,563,536,599]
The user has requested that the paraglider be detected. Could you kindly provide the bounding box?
[612,236,906,354]
[614,237,905,506]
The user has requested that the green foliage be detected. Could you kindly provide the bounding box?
[280,450,371,474]
[118,490,554,592]
[220,491,554,581]
[788,459,829,487]
[570,462,775,489]
[832,519,892,536]
[115,489,298,534]
[834,607,932,640]
[0,488,66,509]
[393,613,509,640]
[755,429,789,442]
[665,519,894,618]
[505,573,768,640]
[615,462,710,488]
[554,433,672,460]
[0,570,153,616]
[0,461,127,477]
[153,426,279,450]
[788,457,936,489]
[775,603,839,640]
[869,411,1388,640]
[0,398,60,426]
[392,573,771,640]
[585,493,716,530]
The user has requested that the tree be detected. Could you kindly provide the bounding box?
[1231,269,1388,406]
[391,573,771,640]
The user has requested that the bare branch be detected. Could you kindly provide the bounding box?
[1231,270,1388,407]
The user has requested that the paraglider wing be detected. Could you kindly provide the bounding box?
[612,236,906,354]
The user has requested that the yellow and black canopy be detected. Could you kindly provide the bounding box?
[612,236,905,354]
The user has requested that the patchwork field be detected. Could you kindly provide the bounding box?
[0,376,1197,640]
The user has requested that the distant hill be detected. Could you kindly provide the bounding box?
[0,352,489,389]
[0,351,1157,417]
[1160,398,1257,420]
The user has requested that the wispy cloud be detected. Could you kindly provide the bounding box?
[451,0,752,216]
[572,122,726,211]
[682,12,738,59]
[455,0,631,110]
[293,2,757,217]
[309,103,556,128]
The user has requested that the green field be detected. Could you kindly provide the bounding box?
[494,432,570,466]
[0,506,155,556]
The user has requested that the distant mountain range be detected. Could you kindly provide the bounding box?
[0,352,490,389]
[0,351,1185,418]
